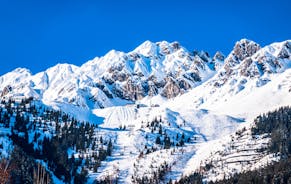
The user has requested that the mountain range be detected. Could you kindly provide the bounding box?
[0,38,290,183]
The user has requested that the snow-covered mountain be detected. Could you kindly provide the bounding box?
[166,39,291,119]
[0,40,222,110]
[0,39,290,183]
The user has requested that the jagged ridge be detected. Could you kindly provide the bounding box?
[0,40,223,109]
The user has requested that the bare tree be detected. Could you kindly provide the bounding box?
[33,163,50,184]
[0,159,12,184]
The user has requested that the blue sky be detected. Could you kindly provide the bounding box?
[0,0,290,75]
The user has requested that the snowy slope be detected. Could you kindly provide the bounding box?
[181,125,279,182]
[90,104,243,183]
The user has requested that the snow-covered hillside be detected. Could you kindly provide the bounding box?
[0,39,290,183]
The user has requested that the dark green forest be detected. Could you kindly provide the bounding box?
[0,98,113,183]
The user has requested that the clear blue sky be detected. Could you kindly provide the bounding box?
[0,0,290,75]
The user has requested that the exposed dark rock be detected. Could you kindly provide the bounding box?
[278,41,291,59]
[171,41,181,51]
[161,77,181,98]
[177,78,192,90]
[213,51,225,61]
[111,71,129,82]
[239,58,259,77]
[1,85,12,97]
[225,39,261,70]
[121,78,145,100]
[147,81,158,97]
[183,72,201,82]
[198,51,210,63]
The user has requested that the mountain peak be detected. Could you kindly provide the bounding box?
[11,67,32,75]
[224,38,261,69]
[140,40,154,45]
[271,40,291,59]
[133,40,157,57]
[233,38,260,60]
[0,67,32,96]
[237,38,256,44]
[46,63,78,74]
[213,51,225,61]
[106,49,122,55]
[1,67,32,82]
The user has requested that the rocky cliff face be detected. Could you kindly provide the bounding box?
[210,39,291,96]
[0,85,12,97]
[237,40,291,78]
[85,40,219,102]
[224,39,261,69]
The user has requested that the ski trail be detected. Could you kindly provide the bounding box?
[164,145,197,182]
[90,130,139,183]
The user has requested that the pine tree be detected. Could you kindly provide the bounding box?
[156,136,161,144]
[159,125,163,134]
[107,139,113,156]
[164,135,171,149]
